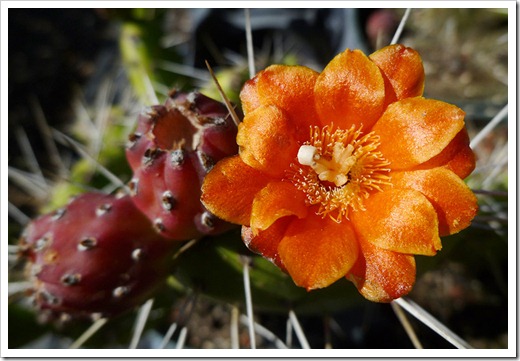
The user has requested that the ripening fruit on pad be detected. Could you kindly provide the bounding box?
[126,90,240,240]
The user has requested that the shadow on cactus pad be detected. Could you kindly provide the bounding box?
[172,230,363,315]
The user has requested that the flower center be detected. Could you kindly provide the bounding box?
[291,124,391,222]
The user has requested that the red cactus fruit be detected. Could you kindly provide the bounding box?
[18,192,176,321]
[126,90,240,240]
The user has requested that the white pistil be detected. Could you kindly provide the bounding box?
[297,142,357,187]
[297,145,318,166]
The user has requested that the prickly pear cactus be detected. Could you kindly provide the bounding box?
[125,90,240,240]
[18,192,177,321]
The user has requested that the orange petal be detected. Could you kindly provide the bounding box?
[351,188,442,256]
[314,49,385,131]
[347,239,416,302]
[242,218,292,271]
[237,105,300,177]
[392,168,478,236]
[240,76,261,115]
[255,65,320,141]
[201,155,270,226]
[373,97,465,170]
[278,213,359,290]
[250,181,308,234]
[443,145,476,180]
[414,128,476,179]
[369,44,425,102]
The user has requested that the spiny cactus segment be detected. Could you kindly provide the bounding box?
[126,90,240,240]
[18,192,176,321]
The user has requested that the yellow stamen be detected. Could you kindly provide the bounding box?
[291,124,391,222]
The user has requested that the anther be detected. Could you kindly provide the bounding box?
[292,125,390,221]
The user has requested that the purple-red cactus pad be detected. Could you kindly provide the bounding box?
[18,192,176,321]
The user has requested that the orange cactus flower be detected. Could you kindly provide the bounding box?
[201,44,478,302]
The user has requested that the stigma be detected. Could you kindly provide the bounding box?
[297,142,358,187]
[292,124,391,221]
